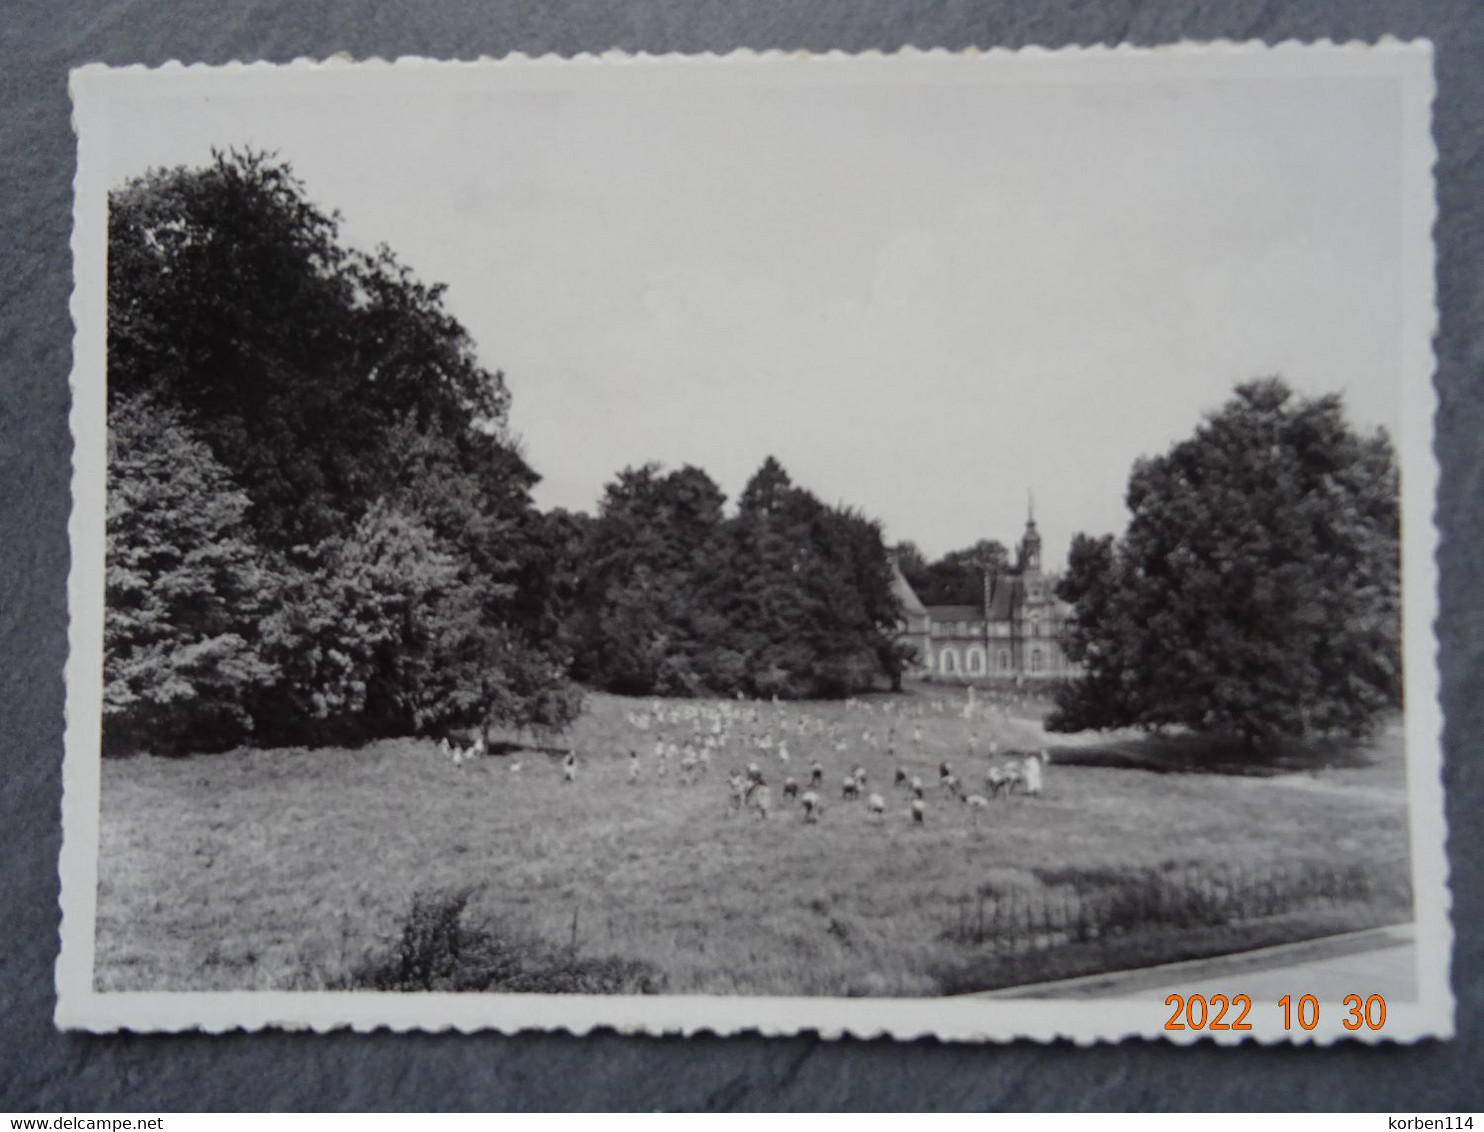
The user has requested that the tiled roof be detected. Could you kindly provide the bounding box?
[924,605,984,622]
[985,574,1020,621]
[889,559,928,615]
[986,573,1075,621]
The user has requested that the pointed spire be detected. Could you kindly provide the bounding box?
[1019,492,1043,573]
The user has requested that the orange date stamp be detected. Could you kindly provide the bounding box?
[1163,993,1389,1032]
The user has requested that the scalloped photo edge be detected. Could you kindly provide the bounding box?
[58,40,1450,1043]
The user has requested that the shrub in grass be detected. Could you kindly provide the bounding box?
[337,888,666,994]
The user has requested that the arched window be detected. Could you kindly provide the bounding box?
[940,647,960,675]
[1030,648,1043,673]
[966,647,986,676]
[998,650,1011,671]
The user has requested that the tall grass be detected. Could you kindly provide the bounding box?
[942,859,1409,952]
[930,857,1412,993]
[95,690,1413,996]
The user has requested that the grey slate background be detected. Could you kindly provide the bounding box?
[2,0,1480,1112]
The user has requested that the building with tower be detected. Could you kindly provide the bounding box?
[889,511,1081,683]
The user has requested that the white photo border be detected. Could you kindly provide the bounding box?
[58,40,1450,1043]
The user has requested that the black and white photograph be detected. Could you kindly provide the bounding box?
[58,44,1449,1042]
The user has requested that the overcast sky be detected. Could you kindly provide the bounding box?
[94,53,1408,565]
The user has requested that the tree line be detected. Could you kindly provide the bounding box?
[104,150,1404,757]
[103,151,909,755]
[558,457,911,701]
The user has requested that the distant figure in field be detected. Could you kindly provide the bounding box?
[750,783,773,820]
[563,751,577,784]
[1022,750,1049,796]
[984,764,1010,797]
[964,793,989,827]
[679,749,701,784]
[1002,759,1026,795]
[727,771,749,814]
[800,790,822,823]
[628,749,640,784]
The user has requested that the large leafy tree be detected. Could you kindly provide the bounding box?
[1049,378,1402,747]
[252,502,468,744]
[573,463,729,695]
[890,541,930,588]
[106,150,578,748]
[372,414,582,732]
[108,148,508,549]
[716,459,820,697]
[520,507,593,662]
[103,396,277,754]
[714,457,904,698]
[796,502,908,696]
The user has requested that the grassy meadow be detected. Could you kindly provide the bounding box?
[94,684,1413,996]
